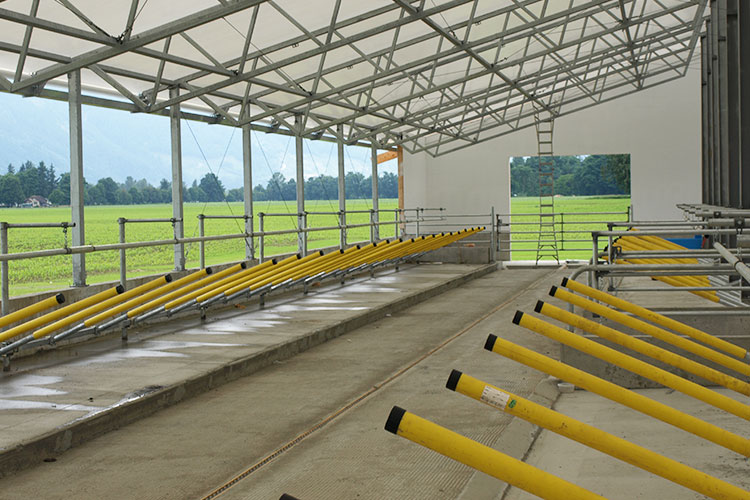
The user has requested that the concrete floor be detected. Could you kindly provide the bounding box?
[2,264,748,500]
[505,388,750,499]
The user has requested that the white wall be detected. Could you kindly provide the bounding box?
[404,69,701,223]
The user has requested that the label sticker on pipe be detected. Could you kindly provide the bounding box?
[481,386,511,410]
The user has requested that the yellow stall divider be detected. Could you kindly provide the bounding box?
[513,311,750,421]
[33,275,172,339]
[484,335,750,457]
[561,278,748,360]
[0,285,123,343]
[0,293,65,330]
[549,286,750,377]
[447,371,750,500]
[536,301,750,396]
[384,406,606,500]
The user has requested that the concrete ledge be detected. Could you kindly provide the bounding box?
[0,263,497,477]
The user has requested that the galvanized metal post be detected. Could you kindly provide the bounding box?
[395,209,400,238]
[590,234,599,289]
[371,141,379,240]
[118,218,126,290]
[242,113,255,260]
[490,206,496,261]
[337,124,346,249]
[415,207,421,237]
[258,213,265,263]
[170,86,185,271]
[68,69,86,287]
[198,214,205,269]
[727,0,741,208]
[295,115,306,256]
[1,222,8,316]
[369,210,375,243]
[740,2,750,208]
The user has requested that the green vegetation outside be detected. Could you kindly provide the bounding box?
[2,195,630,296]
[2,199,398,296]
[508,195,631,260]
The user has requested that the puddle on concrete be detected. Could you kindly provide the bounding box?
[0,399,99,412]
[69,339,244,366]
[274,304,369,313]
[0,374,66,398]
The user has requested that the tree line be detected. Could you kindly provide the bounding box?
[0,161,399,206]
[510,154,630,197]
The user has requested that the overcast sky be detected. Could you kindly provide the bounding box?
[0,91,396,189]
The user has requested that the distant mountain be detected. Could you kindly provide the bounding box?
[0,92,380,189]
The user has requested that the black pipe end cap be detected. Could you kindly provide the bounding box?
[318,250,324,256]
[385,406,406,435]
[295,253,302,260]
[279,494,300,500]
[239,261,248,269]
[339,249,344,254]
[446,369,462,391]
[271,258,278,265]
[512,310,524,325]
[534,300,544,313]
[484,334,498,351]
[561,277,569,287]
[164,274,173,283]
[205,267,214,275]
[373,242,378,247]
[55,293,65,304]
[114,284,124,294]
[549,285,558,297]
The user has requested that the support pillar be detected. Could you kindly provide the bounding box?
[295,115,306,256]
[740,2,750,208]
[242,112,254,260]
[397,146,404,235]
[337,124,346,248]
[68,70,86,287]
[727,0,740,207]
[170,87,185,271]
[701,34,712,204]
[371,141,379,241]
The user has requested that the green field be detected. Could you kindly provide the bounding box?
[1,199,398,296]
[1,195,630,296]
[509,195,631,260]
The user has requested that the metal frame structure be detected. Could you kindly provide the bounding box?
[0,0,707,156]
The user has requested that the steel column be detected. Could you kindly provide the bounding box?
[1,222,8,316]
[371,141,379,241]
[700,34,711,204]
[68,69,86,287]
[295,114,306,256]
[337,123,346,249]
[242,113,254,260]
[740,2,750,208]
[726,0,741,207]
[170,86,185,271]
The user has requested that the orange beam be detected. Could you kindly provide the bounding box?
[377,150,398,164]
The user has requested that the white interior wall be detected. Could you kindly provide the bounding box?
[403,68,701,224]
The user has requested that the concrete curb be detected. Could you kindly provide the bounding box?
[0,263,498,477]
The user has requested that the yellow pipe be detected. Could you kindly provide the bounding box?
[34,275,172,339]
[384,406,605,500]
[221,251,324,297]
[245,251,328,290]
[0,285,123,343]
[614,239,711,287]
[447,371,750,500]
[561,278,748,360]
[484,335,750,457]
[83,269,211,326]
[513,311,750,421]
[129,264,241,317]
[0,293,65,329]
[536,301,750,396]
[550,286,750,377]
[182,257,291,307]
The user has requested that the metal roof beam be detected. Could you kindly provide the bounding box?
[10,0,270,92]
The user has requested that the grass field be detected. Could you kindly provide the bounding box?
[509,195,631,261]
[1,195,630,296]
[1,199,398,296]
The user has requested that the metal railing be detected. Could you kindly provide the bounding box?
[496,209,631,258]
[0,207,439,303]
